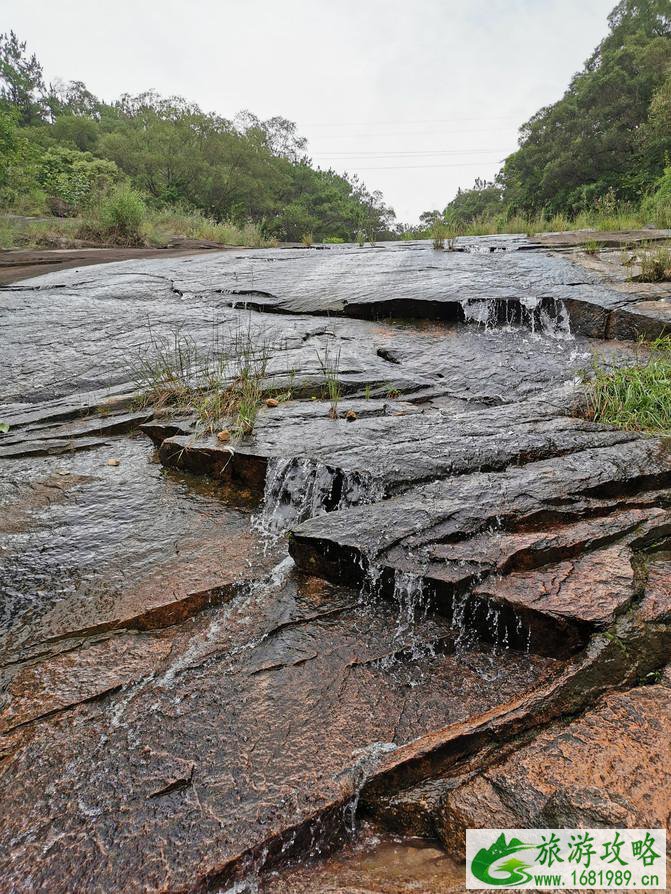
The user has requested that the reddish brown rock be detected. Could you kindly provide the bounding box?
[0,631,174,734]
[263,822,465,894]
[436,683,671,858]
[473,543,636,638]
[0,573,561,893]
[640,557,671,623]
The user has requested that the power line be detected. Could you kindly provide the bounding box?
[304,127,516,139]
[303,115,521,127]
[311,148,511,158]
[327,159,505,171]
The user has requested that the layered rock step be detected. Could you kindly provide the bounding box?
[97,236,669,339]
[151,397,639,511]
[289,439,671,656]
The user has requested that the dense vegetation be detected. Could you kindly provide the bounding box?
[419,0,671,234]
[0,32,395,246]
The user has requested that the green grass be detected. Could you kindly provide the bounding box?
[582,337,671,434]
[418,206,656,241]
[131,321,273,437]
[429,219,460,250]
[315,342,342,419]
[138,207,276,248]
[0,216,81,249]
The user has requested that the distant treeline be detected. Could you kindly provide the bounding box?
[0,32,396,243]
[417,0,671,235]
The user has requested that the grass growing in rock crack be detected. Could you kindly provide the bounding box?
[636,244,671,283]
[315,342,342,419]
[131,320,272,437]
[582,337,671,434]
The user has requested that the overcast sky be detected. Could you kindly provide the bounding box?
[5,0,616,223]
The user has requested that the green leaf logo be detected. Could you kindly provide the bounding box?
[471,833,534,887]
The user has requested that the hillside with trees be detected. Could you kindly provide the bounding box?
[426,0,671,233]
[0,32,395,246]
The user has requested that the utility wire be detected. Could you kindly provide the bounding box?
[311,148,511,158]
[303,115,521,127]
[325,159,506,171]
[305,128,515,139]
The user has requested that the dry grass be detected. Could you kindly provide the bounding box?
[636,245,671,283]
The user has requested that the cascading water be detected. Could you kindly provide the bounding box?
[253,455,384,546]
[341,742,398,834]
[460,296,571,338]
[390,570,430,652]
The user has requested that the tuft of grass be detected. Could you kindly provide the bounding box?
[582,337,671,434]
[131,320,272,437]
[0,215,81,249]
[636,245,671,283]
[356,229,366,247]
[301,232,314,247]
[430,219,447,249]
[0,204,275,250]
[315,342,342,419]
[583,239,600,255]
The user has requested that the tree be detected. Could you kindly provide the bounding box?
[0,32,397,237]
[444,179,504,223]
[0,31,45,125]
[500,0,671,214]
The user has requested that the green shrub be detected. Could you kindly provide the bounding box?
[642,166,671,228]
[36,146,121,215]
[81,185,146,245]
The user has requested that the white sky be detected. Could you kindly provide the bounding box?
[4,0,616,223]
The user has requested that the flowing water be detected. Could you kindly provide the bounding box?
[5,238,644,890]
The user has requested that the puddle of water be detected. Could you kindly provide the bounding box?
[261,823,464,893]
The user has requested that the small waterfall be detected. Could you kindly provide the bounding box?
[451,590,477,654]
[460,296,571,338]
[341,742,397,833]
[253,456,384,544]
[391,570,430,642]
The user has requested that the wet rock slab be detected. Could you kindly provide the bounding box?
[0,568,561,892]
[436,680,671,856]
[290,439,671,654]
[8,236,658,340]
[0,238,658,412]
[0,437,281,664]
[155,398,643,505]
[2,239,671,891]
